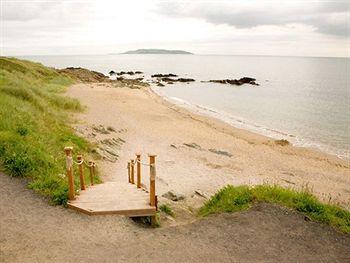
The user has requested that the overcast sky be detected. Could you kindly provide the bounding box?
[1,0,349,57]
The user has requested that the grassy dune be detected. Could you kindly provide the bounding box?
[0,57,97,205]
[199,185,350,233]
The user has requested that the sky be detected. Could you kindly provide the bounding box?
[1,0,349,57]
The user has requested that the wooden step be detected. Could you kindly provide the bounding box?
[68,182,156,217]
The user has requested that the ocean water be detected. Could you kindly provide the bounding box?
[21,54,350,159]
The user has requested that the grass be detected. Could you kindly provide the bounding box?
[199,185,350,233]
[159,204,175,217]
[0,56,100,205]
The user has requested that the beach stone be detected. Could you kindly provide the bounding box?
[92,124,110,134]
[194,190,208,199]
[208,148,233,157]
[275,139,290,146]
[162,190,185,201]
[183,142,202,150]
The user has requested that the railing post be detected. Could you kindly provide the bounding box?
[130,160,135,184]
[148,154,156,207]
[92,162,96,182]
[89,161,94,185]
[136,153,141,188]
[64,147,75,200]
[127,162,131,183]
[77,155,86,190]
[149,154,157,227]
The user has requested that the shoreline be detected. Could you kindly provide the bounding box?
[149,86,349,166]
[151,86,349,161]
[67,82,350,209]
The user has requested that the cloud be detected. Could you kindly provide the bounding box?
[155,1,350,37]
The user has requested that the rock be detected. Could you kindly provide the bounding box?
[92,125,110,134]
[107,126,116,132]
[58,67,110,83]
[161,77,177,83]
[126,71,135,75]
[194,190,208,199]
[209,77,259,86]
[177,78,195,82]
[162,190,185,201]
[135,71,143,74]
[159,77,195,83]
[170,144,177,148]
[152,73,178,78]
[117,71,126,76]
[157,82,165,87]
[109,70,116,75]
[116,77,124,81]
[275,139,290,146]
[208,148,233,157]
[135,77,144,81]
[183,142,202,150]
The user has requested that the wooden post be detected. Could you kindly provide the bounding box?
[64,147,75,200]
[149,154,157,226]
[149,154,156,206]
[136,153,141,188]
[77,155,86,190]
[92,162,96,180]
[89,161,94,185]
[127,162,131,183]
[130,160,135,184]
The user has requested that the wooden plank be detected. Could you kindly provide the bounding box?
[67,181,156,217]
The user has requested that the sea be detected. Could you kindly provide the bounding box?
[20,54,350,160]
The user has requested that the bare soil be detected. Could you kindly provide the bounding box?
[1,174,349,262]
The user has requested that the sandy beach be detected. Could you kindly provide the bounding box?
[67,82,350,210]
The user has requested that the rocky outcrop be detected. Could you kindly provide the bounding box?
[209,77,259,86]
[58,67,110,83]
[158,77,195,83]
[151,73,178,78]
[116,71,143,76]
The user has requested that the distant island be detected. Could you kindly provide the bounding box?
[121,49,193,55]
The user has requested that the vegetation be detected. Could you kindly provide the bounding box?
[159,204,175,217]
[199,185,350,233]
[0,57,99,205]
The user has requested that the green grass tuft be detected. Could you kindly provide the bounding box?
[199,184,350,233]
[0,56,97,205]
[159,204,175,217]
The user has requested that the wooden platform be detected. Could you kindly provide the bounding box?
[67,182,156,216]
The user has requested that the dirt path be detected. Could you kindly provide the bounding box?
[1,174,349,262]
